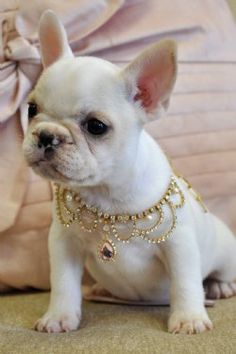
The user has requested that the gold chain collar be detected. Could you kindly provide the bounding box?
[54,175,190,262]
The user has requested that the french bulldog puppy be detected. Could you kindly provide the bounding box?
[23,10,236,334]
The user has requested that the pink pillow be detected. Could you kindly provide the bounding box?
[1,0,235,290]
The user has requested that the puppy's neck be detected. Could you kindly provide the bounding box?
[78,131,172,215]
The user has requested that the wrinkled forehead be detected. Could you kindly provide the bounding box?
[33,57,123,117]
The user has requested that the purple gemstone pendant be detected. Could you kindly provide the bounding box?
[99,239,116,262]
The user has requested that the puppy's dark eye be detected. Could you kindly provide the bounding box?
[84,118,108,136]
[28,102,38,120]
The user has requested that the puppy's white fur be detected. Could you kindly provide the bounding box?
[23,11,236,334]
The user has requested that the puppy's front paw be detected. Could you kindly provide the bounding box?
[34,311,81,333]
[168,310,213,334]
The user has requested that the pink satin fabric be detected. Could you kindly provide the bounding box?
[0,0,235,290]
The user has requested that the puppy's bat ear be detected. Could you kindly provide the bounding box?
[122,40,177,113]
[39,10,73,68]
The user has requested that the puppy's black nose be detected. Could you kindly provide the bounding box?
[38,131,55,148]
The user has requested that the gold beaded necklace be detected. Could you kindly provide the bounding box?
[54,175,191,262]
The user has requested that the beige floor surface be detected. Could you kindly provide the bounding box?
[0,292,236,354]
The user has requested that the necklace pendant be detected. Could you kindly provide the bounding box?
[98,237,116,262]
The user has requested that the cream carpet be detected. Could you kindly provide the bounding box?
[0,292,236,354]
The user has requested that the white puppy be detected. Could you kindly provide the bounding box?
[23,11,236,334]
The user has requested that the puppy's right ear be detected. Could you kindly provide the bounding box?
[39,10,73,68]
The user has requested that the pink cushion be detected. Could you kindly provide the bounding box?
[0,0,235,290]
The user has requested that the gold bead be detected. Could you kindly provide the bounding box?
[65,192,73,202]
[103,225,110,232]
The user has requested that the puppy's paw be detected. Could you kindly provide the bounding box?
[34,311,81,333]
[204,280,236,299]
[168,310,213,334]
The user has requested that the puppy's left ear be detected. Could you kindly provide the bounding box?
[122,40,177,113]
[39,10,73,68]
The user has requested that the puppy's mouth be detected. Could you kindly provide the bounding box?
[32,160,94,185]
[32,159,69,181]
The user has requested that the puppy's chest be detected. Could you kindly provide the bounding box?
[75,221,166,273]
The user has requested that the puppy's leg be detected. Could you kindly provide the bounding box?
[35,221,84,333]
[163,227,213,334]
